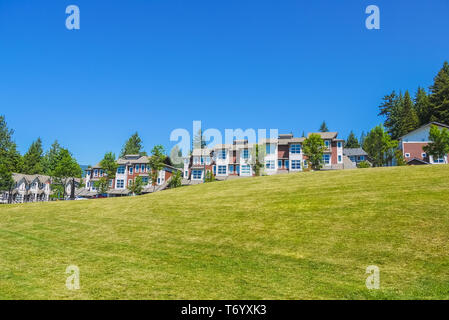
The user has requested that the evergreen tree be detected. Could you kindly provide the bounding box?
[359,131,366,147]
[42,140,62,175]
[397,90,419,137]
[345,130,360,148]
[0,163,15,203]
[319,121,329,132]
[429,61,449,124]
[193,129,207,149]
[120,132,146,157]
[148,145,166,191]
[22,138,44,174]
[378,91,402,139]
[414,87,431,125]
[0,115,22,173]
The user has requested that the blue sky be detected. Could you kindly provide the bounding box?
[0,0,448,165]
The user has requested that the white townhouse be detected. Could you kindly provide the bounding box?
[0,174,51,204]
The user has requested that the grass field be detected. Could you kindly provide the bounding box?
[0,165,448,299]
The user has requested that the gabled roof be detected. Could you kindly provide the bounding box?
[192,148,212,156]
[343,148,368,156]
[307,132,338,140]
[399,122,449,140]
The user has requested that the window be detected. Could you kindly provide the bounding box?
[291,160,301,169]
[337,141,342,148]
[108,180,112,187]
[213,166,216,175]
[285,160,289,169]
[219,149,226,159]
[116,180,124,188]
[422,153,426,158]
[229,165,234,173]
[135,165,139,173]
[338,155,342,162]
[324,140,330,148]
[184,171,188,178]
[141,164,145,172]
[100,169,104,176]
[129,167,133,174]
[405,153,410,158]
[142,177,149,184]
[265,160,275,169]
[236,165,240,174]
[94,169,98,177]
[266,144,275,154]
[241,165,250,174]
[243,149,249,159]
[322,154,330,164]
[117,166,125,174]
[278,160,283,168]
[434,156,445,164]
[192,170,202,179]
[303,160,308,168]
[193,157,200,165]
[290,144,301,154]
[205,157,211,165]
[218,165,227,175]
[128,179,132,186]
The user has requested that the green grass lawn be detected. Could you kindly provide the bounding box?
[1,165,448,299]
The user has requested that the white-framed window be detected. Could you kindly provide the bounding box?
[218,149,226,160]
[218,165,227,174]
[141,164,145,172]
[116,180,124,188]
[338,155,342,162]
[324,140,330,148]
[291,160,301,169]
[100,169,104,176]
[193,157,200,164]
[322,154,330,165]
[129,167,133,174]
[142,177,149,184]
[433,156,445,164]
[290,144,301,154]
[184,171,188,178]
[278,160,282,168]
[265,160,275,169]
[405,153,410,158]
[266,144,275,154]
[108,180,113,187]
[192,170,202,180]
[117,166,125,174]
[243,149,249,159]
[229,165,234,173]
[241,165,250,174]
[94,169,98,177]
[128,179,132,186]
[205,157,211,165]
[135,165,139,173]
[285,160,289,169]
[422,153,426,158]
[337,141,342,148]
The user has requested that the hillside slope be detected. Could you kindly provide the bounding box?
[1,165,449,299]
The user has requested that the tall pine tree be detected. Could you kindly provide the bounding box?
[345,130,360,148]
[414,87,431,125]
[22,138,44,174]
[319,121,329,132]
[397,90,419,137]
[429,61,449,124]
[120,132,146,157]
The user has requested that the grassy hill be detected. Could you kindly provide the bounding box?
[1,165,448,299]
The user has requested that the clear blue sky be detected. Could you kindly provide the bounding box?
[1,0,448,165]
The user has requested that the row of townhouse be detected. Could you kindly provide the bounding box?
[81,154,181,197]
[0,174,79,204]
[183,131,348,181]
[399,122,449,165]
